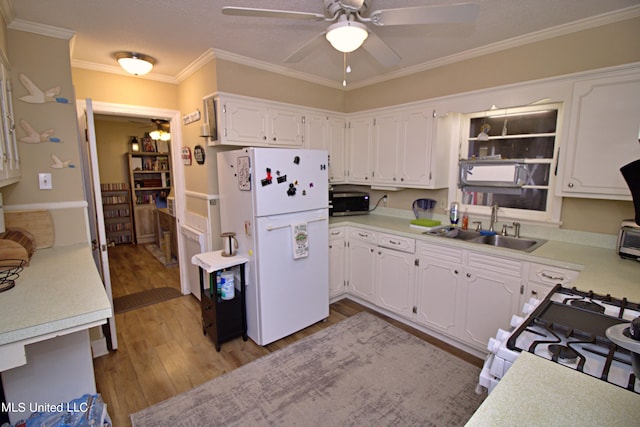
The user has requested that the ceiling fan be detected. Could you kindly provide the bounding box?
[222,1,479,68]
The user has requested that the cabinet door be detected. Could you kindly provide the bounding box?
[460,268,521,350]
[267,107,304,146]
[398,108,433,186]
[327,116,346,183]
[347,238,376,303]
[305,113,327,151]
[223,99,268,145]
[375,247,415,318]
[372,113,401,185]
[347,117,373,184]
[561,70,640,199]
[415,244,465,335]
[329,228,346,298]
[415,260,462,334]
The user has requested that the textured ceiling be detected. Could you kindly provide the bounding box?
[9,0,640,88]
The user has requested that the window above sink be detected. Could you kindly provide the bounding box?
[455,103,563,224]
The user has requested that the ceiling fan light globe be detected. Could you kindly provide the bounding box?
[149,130,161,140]
[115,52,156,76]
[326,21,368,53]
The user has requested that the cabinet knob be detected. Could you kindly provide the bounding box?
[454,270,459,274]
[568,182,574,188]
[263,136,267,140]
[466,273,471,278]
[273,137,277,141]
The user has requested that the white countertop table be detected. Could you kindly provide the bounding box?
[466,352,640,426]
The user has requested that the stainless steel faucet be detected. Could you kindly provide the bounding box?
[489,203,499,232]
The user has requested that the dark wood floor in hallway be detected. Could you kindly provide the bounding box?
[94,243,482,427]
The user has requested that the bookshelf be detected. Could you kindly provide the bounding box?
[127,152,172,244]
[101,183,133,245]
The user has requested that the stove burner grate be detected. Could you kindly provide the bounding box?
[568,299,606,314]
[548,344,579,363]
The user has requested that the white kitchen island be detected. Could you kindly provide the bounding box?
[466,351,640,426]
[0,243,112,424]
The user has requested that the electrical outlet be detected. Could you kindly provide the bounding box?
[38,173,52,190]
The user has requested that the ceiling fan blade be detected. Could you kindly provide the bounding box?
[283,32,327,63]
[222,7,326,21]
[370,3,480,26]
[361,30,401,68]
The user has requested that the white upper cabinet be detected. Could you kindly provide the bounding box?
[370,106,449,189]
[560,67,640,199]
[305,113,346,183]
[0,61,20,188]
[346,116,374,184]
[210,94,304,147]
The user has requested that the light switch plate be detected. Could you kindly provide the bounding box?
[38,173,52,190]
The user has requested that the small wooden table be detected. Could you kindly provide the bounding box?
[191,250,248,351]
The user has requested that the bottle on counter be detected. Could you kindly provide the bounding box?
[462,209,469,230]
[450,202,459,225]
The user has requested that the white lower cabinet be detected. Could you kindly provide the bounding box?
[346,228,377,302]
[414,242,465,337]
[336,226,577,355]
[458,252,523,350]
[329,227,346,298]
[525,262,579,301]
[375,234,416,318]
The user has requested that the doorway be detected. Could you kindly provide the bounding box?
[78,100,190,300]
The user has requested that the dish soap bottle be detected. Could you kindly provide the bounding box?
[461,209,469,230]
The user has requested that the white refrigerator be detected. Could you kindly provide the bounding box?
[217,147,329,345]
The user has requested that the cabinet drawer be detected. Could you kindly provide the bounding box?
[329,227,345,241]
[349,227,377,244]
[416,242,463,264]
[528,263,579,286]
[467,251,523,277]
[378,233,415,253]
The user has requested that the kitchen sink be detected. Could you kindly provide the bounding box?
[424,226,546,252]
[469,234,546,252]
[424,226,482,241]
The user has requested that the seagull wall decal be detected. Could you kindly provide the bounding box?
[50,154,74,169]
[18,73,69,104]
[19,119,61,143]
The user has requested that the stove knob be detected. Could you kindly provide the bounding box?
[510,315,524,328]
[496,329,510,341]
[487,337,502,353]
[522,302,536,315]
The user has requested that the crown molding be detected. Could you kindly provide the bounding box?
[8,17,75,40]
[71,58,178,84]
[345,5,640,90]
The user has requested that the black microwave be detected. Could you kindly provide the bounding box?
[329,192,370,216]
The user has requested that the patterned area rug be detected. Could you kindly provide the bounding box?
[113,287,182,314]
[144,243,178,267]
[130,312,486,426]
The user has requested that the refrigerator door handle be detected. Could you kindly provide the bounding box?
[265,216,326,232]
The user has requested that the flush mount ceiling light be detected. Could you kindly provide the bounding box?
[325,16,368,53]
[114,51,156,76]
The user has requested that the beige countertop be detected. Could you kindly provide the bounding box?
[330,213,640,301]
[0,243,113,347]
[466,352,640,426]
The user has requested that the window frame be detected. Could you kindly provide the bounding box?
[453,103,564,225]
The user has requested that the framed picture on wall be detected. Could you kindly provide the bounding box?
[204,96,218,142]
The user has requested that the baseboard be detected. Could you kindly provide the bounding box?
[91,337,109,358]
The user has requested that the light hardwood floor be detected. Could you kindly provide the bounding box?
[95,243,482,427]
